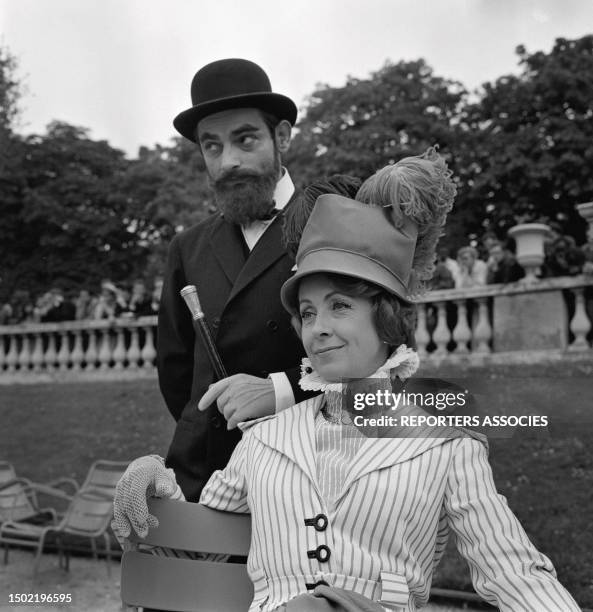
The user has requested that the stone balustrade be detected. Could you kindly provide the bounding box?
[0,316,157,383]
[0,276,591,383]
[415,275,593,366]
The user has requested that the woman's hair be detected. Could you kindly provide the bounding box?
[282,175,362,259]
[457,246,478,260]
[292,273,417,350]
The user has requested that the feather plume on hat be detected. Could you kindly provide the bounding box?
[282,175,362,259]
[355,146,456,297]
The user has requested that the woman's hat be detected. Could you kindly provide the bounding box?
[280,148,457,315]
[173,58,298,142]
[280,194,419,314]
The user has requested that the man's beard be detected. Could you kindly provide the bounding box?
[210,157,280,225]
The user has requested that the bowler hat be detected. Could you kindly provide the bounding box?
[173,58,298,142]
[281,194,418,315]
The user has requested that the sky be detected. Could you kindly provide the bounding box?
[2,0,593,157]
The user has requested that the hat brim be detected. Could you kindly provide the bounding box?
[280,249,412,317]
[173,92,298,142]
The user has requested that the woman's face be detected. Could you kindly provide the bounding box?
[298,274,389,382]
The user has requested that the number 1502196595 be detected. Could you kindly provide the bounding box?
[8,593,73,604]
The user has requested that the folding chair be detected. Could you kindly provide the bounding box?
[0,486,116,576]
[0,461,76,524]
[121,498,253,612]
[0,459,128,576]
[79,460,129,497]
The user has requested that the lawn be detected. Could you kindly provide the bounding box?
[1,368,592,608]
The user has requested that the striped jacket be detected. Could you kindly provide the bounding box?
[200,396,580,612]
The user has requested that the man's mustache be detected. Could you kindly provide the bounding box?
[214,170,263,189]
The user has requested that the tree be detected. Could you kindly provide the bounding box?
[286,59,467,183]
[0,45,28,301]
[284,60,469,253]
[1,122,148,296]
[114,137,213,279]
[459,35,593,243]
[0,44,22,141]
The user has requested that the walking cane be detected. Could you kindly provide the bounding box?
[180,285,228,380]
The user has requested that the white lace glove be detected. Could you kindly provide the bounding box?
[111,455,178,550]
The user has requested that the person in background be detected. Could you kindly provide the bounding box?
[580,226,593,342]
[150,276,164,314]
[582,226,593,276]
[39,288,76,322]
[430,248,456,290]
[479,230,499,261]
[124,279,154,317]
[92,280,126,320]
[74,289,97,320]
[542,235,585,278]
[436,246,459,281]
[453,246,487,288]
[10,290,36,323]
[0,301,13,325]
[486,240,525,284]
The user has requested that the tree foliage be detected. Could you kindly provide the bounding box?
[286,59,467,186]
[0,44,22,139]
[459,35,593,242]
[2,36,593,302]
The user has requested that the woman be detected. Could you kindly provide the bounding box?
[114,149,579,611]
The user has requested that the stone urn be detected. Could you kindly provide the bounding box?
[576,201,593,239]
[508,222,551,282]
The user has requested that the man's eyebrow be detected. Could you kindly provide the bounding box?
[230,123,262,137]
[198,131,219,143]
[198,123,261,143]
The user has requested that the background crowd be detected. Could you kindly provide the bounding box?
[0,277,163,325]
[429,224,593,291]
[2,222,592,327]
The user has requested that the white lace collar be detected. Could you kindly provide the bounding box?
[299,344,420,392]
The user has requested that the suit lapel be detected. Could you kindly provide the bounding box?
[337,404,485,502]
[250,396,321,489]
[227,212,287,305]
[339,436,451,498]
[209,217,247,287]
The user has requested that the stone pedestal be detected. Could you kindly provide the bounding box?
[493,290,568,351]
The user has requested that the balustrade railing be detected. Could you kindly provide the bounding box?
[0,277,591,382]
[0,316,157,381]
[415,275,593,360]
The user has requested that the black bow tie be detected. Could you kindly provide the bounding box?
[258,204,281,221]
[258,208,281,221]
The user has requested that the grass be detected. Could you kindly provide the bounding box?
[1,371,592,608]
[0,379,174,487]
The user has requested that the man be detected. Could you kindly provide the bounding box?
[453,246,488,288]
[486,240,524,284]
[158,59,310,501]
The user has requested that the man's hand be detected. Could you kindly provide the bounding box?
[198,374,275,429]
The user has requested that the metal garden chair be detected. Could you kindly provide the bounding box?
[0,459,128,576]
[120,497,252,611]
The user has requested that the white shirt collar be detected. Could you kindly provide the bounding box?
[299,345,420,392]
[272,167,294,211]
[240,168,294,249]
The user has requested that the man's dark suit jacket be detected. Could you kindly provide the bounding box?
[158,205,308,501]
